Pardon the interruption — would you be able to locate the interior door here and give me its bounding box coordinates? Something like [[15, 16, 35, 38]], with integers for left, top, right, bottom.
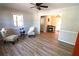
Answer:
[[40, 16, 46, 32]]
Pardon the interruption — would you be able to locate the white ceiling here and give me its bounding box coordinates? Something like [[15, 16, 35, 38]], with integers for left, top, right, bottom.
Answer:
[[0, 3, 79, 13]]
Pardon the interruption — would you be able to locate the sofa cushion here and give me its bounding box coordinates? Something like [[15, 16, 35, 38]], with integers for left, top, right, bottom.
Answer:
[[5, 35, 18, 41]]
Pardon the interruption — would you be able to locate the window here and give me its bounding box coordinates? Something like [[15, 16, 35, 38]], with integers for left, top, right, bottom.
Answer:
[[13, 15, 24, 27]]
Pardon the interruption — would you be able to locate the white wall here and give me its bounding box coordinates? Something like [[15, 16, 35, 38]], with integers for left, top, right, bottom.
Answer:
[[33, 13, 40, 34], [58, 6, 79, 45], [61, 6, 79, 32], [0, 7, 33, 33], [59, 30, 78, 45]]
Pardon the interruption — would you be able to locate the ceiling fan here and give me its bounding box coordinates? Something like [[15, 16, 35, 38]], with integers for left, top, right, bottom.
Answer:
[[30, 3, 48, 10]]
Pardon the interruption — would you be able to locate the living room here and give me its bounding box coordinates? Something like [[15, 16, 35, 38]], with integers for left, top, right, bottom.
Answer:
[[0, 3, 79, 56]]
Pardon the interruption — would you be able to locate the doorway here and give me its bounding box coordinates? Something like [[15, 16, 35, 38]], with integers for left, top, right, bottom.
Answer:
[[40, 15, 61, 33], [40, 16, 46, 33]]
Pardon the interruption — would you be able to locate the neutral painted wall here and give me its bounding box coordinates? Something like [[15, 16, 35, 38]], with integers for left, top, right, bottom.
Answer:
[[33, 13, 40, 34], [58, 6, 79, 45], [0, 7, 33, 34], [59, 30, 78, 45], [0, 10, 3, 29], [61, 6, 79, 32]]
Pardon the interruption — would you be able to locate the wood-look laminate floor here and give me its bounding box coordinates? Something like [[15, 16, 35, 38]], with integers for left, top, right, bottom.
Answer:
[[0, 32, 74, 56]]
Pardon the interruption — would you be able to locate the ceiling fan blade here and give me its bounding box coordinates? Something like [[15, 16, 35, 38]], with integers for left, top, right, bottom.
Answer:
[[30, 3, 36, 5], [40, 6, 48, 8], [37, 7, 41, 10], [36, 3, 43, 6], [30, 7, 35, 8]]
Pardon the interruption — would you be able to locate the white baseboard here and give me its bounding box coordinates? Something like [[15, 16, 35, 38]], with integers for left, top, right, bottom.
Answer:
[[59, 39, 75, 45]]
